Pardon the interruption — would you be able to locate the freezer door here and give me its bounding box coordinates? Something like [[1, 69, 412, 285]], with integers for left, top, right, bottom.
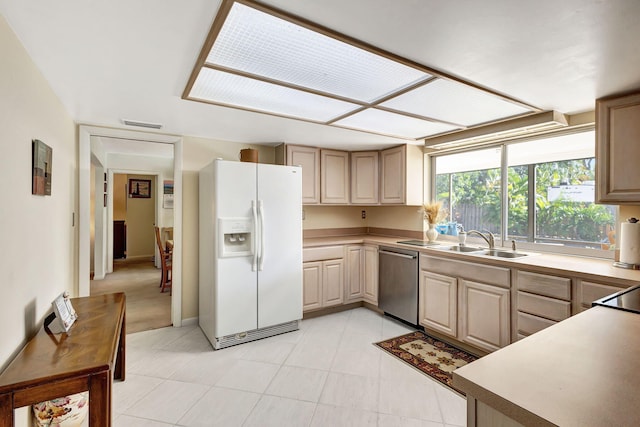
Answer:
[[256, 163, 303, 328], [214, 160, 258, 337]]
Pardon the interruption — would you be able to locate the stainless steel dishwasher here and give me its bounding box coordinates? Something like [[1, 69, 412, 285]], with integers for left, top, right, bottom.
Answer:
[[378, 246, 419, 326]]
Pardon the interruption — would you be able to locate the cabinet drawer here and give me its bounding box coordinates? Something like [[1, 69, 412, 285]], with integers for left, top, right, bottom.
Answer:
[[579, 280, 626, 307], [517, 291, 571, 321], [303, 246, 344, 262], [517, 311, 557, 336], [420, 255, 510, 288], [516, 270, 570, 300]]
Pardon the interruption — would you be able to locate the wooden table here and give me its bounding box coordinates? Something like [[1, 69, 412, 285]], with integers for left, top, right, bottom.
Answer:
[[0, 293, 126, 427]]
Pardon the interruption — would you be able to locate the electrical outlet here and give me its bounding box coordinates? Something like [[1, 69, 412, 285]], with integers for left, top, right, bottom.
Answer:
[[361, 210, 366, 219]]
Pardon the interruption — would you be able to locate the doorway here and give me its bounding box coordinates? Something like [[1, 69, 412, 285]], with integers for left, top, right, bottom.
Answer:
[[79, 125, 183, 328]]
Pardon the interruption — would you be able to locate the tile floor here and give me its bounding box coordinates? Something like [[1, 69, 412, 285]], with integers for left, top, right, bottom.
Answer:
[[114, 307, 466, 426]]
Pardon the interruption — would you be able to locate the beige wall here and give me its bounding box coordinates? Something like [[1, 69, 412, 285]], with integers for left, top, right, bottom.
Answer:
[[125, 174, 156, 259], [303, 206, 366, 229], [113, 173, 128, 220], [368, 205, 424, 232], [0, 15, 77, 377]]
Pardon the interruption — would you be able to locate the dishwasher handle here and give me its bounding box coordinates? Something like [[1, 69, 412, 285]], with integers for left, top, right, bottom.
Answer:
[[379, 249, 417, 259]]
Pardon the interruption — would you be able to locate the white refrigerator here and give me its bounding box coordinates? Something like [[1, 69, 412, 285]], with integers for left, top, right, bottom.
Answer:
[[199, 159, 303, 349]]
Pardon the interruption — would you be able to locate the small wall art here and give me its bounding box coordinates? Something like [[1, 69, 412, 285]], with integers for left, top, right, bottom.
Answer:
[[32, 139, 52, 196], [163, 180, 174, 209], [128, 178, 151, 198]]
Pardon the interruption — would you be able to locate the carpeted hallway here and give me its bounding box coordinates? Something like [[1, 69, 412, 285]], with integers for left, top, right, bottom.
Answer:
[[90, 259, 171, 334]]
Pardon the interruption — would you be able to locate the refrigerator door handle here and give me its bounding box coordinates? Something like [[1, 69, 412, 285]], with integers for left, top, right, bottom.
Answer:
[[258, 200, 265, 271], [251, 200, 258, 271]]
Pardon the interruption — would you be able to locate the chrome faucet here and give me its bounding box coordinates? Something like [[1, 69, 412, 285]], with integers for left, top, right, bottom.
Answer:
[[466, 230, 495, 249]]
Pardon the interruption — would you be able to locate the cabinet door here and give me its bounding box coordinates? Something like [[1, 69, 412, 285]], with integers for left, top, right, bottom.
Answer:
[[346, 246, 364, 302], [351, 151, 379, 204], [320, 149, 349, 204], [363, 245, 378, 305], [380, 145, 406, 204], [459, 279, 510, 352], [302, 262, 322, 311], [420, 271, 457, 337], [322, 259, 344, 307], [596, 91, 640, 203], [287, 145, 320, 204]]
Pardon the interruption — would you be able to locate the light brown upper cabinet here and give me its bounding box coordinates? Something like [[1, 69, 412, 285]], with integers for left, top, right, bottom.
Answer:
[[380, 145, 424, 205], [596, 90, 640, 203], [284, 145, 321, 204], [320, 149, 350, 204], [350, 151, 379, 204]]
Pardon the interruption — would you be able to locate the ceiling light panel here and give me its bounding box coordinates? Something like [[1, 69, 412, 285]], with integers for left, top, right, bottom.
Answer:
[[381, 79, 533, 126], [334, 109, 460, 140], [206, 2, 431, 102], [190, 68, 360, 122]]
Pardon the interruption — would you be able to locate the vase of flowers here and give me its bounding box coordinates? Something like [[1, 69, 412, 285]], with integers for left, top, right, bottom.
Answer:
[[422, 201, 446, 243]]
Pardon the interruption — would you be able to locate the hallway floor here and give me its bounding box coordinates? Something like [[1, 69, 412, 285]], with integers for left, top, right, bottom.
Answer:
[[91, 259, 171, 333], [113, 308, 466, 426]]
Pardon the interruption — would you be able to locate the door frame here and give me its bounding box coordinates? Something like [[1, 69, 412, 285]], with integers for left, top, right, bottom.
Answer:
[[79, 125, 184, 327]]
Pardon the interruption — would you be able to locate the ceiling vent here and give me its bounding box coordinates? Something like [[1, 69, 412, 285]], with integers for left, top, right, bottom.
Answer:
[[424, 111, 568, 150], [121, 119, 163, 129]]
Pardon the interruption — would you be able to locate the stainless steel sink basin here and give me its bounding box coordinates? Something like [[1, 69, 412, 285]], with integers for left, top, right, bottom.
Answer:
[[480, 249, 528, 258], [437, 245, 484, 253]]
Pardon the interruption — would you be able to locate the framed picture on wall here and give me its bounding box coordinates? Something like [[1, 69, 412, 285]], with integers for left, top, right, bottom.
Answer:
[[128, 178, 151, 198], [32, 139, 52, 196]]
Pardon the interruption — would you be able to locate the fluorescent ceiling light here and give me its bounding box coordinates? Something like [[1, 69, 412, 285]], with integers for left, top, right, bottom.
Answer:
[[183, 0, 540, 141], [334, 108, 459, 140], [381, 79, 532, 126], [191, 68, 360, 122], [209, 2, 431, 103], [424, 111, 569, 150]]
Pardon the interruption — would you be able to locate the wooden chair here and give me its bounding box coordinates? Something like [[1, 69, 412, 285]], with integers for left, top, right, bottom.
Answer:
[[154, 226, 172, 294]]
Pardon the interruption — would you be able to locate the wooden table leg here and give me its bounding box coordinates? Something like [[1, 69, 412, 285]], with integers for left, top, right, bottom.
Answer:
[[88, 371, 111, 427], [114, 310, 125, 381], [0, 393, 13, 427]]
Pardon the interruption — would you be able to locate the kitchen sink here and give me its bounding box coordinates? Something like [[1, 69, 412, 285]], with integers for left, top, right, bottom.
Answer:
[[437, 245, 484, 253], [479, 249, 528, 258]]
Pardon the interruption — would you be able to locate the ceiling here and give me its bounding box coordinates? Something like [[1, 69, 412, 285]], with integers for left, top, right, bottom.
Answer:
[[2, 0, 640, 151]]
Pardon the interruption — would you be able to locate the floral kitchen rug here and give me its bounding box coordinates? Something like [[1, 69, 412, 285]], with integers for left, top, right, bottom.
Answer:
[[374, 331, 478, 395]]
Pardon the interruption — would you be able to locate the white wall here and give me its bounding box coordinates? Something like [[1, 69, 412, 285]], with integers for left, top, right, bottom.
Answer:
[[0, 16, 77, 371]]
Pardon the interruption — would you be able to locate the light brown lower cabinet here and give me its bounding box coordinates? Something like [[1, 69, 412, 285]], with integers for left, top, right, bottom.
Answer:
[[346, 245, 379, 305], [363, 245, 378, 305], [302, 259, 344, 311], [419, 267, 510, 352], [419, 271, 457, 337], [458, 279, 511, 352]]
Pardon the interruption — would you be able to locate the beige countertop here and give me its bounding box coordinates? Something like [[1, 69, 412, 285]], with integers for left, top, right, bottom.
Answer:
[[303, 234, 640, 286], [453, 306, 640, 426]]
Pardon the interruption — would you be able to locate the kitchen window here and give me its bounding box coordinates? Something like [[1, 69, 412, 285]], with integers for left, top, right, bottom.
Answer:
[[432, 129, 618, 257]]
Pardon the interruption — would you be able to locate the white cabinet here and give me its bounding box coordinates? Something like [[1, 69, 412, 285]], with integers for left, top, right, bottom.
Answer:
[[320, 149, 350, 204], [380, 144, 423, 205], [596, 90, 640, 203], [363, 245, 378, 305], [419, 271, 457, 337], [351, 151, 379, 204], [346, 244, 379, 305], [458, 279, 510, 352]]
